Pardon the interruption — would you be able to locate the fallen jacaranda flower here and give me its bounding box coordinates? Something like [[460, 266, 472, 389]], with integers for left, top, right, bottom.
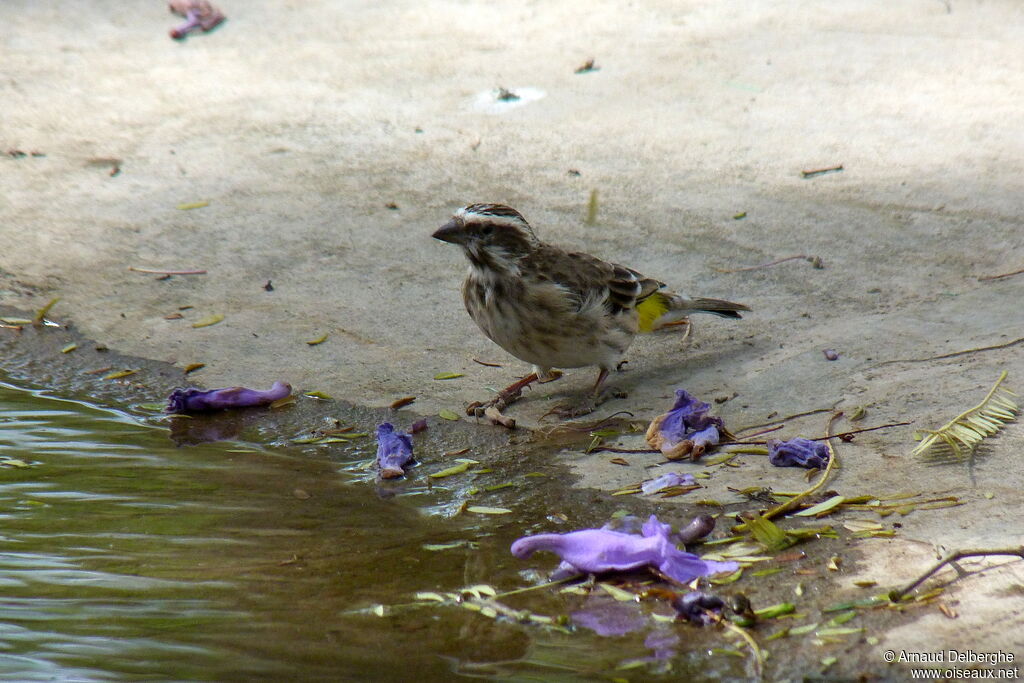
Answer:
[[169, 0, 226, 40], [767, 437, 830, 469], [641, 471, 696, 495], [511, 515, 738, 585], [166, 381, 291, 414], [645, 389, 725, 459], [375, 422, 415, 479], [672, 591, 725, 626]]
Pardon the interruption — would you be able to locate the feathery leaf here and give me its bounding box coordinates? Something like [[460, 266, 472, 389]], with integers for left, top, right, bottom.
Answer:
[[912, 371, 1018, 458]]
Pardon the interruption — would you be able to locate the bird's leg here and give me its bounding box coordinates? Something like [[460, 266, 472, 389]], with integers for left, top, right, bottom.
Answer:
[[547, 367, 628, 419], [466, 370, 562, 417]]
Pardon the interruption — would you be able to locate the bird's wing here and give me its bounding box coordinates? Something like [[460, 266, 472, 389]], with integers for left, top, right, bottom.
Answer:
[[523, 245, 663, 315]]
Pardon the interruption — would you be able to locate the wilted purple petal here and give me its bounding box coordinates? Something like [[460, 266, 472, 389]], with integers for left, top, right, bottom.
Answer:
[[646, 389, 725, 459], [511, 514, 738, 584], [641, 471, 696, 495], [571, 598, 647, 636], [676, 515, 716, 545], [767, 437, 830, 469], [169, 0, 225, 39], [376, 422, 415, 479], [165, 381, 291, 414], [410, 418, 428, 434], [672, 591, 725, 626]]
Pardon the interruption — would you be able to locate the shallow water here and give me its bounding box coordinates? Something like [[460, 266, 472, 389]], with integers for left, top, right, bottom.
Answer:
[[0, 381, 737, 681]]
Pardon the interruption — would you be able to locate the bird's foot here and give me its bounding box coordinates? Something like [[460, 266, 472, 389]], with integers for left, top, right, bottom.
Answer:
[[466, 372, 553, 420], [546, 388, 628, 420]]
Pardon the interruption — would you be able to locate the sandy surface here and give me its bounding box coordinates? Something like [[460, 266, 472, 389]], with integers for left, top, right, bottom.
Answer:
[[3, 0, 1023, 669]]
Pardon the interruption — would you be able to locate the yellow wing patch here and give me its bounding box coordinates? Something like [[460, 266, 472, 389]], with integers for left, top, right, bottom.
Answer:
[[636, 292, 670, 333]]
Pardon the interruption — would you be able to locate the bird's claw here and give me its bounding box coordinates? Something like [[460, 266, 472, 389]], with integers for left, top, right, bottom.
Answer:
[[546, 388, 628, 420]]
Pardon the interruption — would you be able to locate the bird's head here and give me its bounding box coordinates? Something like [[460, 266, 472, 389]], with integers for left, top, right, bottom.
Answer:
[[433, 204, 539, 269]]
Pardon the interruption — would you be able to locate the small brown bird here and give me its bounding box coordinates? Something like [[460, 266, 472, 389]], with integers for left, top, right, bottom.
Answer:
[[433, 204, 750, 418]]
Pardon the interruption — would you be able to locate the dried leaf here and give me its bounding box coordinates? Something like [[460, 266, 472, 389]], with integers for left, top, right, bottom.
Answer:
[[609, 457, 629, 466], [430, 461, 475, 478], [164, 312, 184, 320], [794, 495, 846, 517], [33, 297, 59, 325], [912, 370, 1018, 457], [597, 583, 637, 602], [304, 391, 333, 400], [1, 459, 30, 468], [465, 506, 512, 515], [184, 362, 205, 374], [843, 519, 884, 532], [390, 396, 416, 409], [191, 314, 224, 328], [269, 396, 296, 409], [433, 372, 465, 380], [306, 333, 329, 346], [176, 200, 209, 210], [61, 343, 77, 354], [103, 369, 138, 380]]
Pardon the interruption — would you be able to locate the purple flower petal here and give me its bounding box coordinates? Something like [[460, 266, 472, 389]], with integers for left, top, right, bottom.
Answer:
[[376, 422, 415, 479], [165, 381, 291, 414], [646, 389, 725, 459], [767, 437, 830, 469], [511, 515, 739, 584], [672, 591, 725, 626], [641, 471, 697, 495], [571, 599, 648, 636]]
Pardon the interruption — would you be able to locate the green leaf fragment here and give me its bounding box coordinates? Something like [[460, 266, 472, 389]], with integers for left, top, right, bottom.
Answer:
[[465, 506, 512, 515], [61, 343, 77, 354], [826, 610, 857, 626], [597, 583, 637, 602], [103, 369, 138, 380], [788, 622, 819, 636], [430, 461, 475, 478], [438, 409, 461, 421], [794, 494, 846, 517], [191, 314, 224, 328], [306, 333, 329, 346], [754, 602, 795, 619], [304, 391, 333, 400], [433, 372, 465, 380], [177, 200, 209, 210], [137, 402, 166, 412]]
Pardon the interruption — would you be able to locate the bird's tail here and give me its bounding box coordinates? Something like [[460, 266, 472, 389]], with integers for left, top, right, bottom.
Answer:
[[636, 292, 750, 332]]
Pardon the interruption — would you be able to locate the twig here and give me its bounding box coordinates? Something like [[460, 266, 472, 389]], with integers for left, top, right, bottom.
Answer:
[[979, 267, 1024, 282], [874, 336, 1024, 367], [728, 421, 911, 446], [591, 446, 658, 454], [721, 621, 764, 680], [713, 254, 821, 274], [801, 164, 843, 178], [472, 358, 503, 367], [733, 411, 841, 532], [493, 575, 579, 600], [735, 408, 833, 434], [128, 267, 207, 275], [888, 547, 1024, 601]]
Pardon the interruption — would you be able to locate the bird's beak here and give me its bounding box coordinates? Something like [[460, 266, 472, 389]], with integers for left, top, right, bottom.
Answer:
[[432, 219, 466, 245]]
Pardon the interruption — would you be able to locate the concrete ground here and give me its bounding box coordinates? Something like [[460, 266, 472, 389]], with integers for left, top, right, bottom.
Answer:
[[3, 0, 1023, 673]]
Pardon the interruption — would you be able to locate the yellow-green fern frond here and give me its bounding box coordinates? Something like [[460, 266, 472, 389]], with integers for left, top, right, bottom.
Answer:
[[636, 292, 670, 333], [912, 370, 1018, 458]]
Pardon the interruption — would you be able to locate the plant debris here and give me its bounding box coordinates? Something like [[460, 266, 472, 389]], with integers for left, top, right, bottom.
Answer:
[[169, 0, 226, 40], [512, 515, 739, 584], [166, 381, 292, 413], [911, 370, 1017, 457], [646, 389, 725, 459], [801, 164, 843, 178], [375, 422, 415, 479]]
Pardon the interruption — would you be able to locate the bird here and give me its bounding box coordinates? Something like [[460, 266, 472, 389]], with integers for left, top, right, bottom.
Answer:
[[432, 203, 750, 419]]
